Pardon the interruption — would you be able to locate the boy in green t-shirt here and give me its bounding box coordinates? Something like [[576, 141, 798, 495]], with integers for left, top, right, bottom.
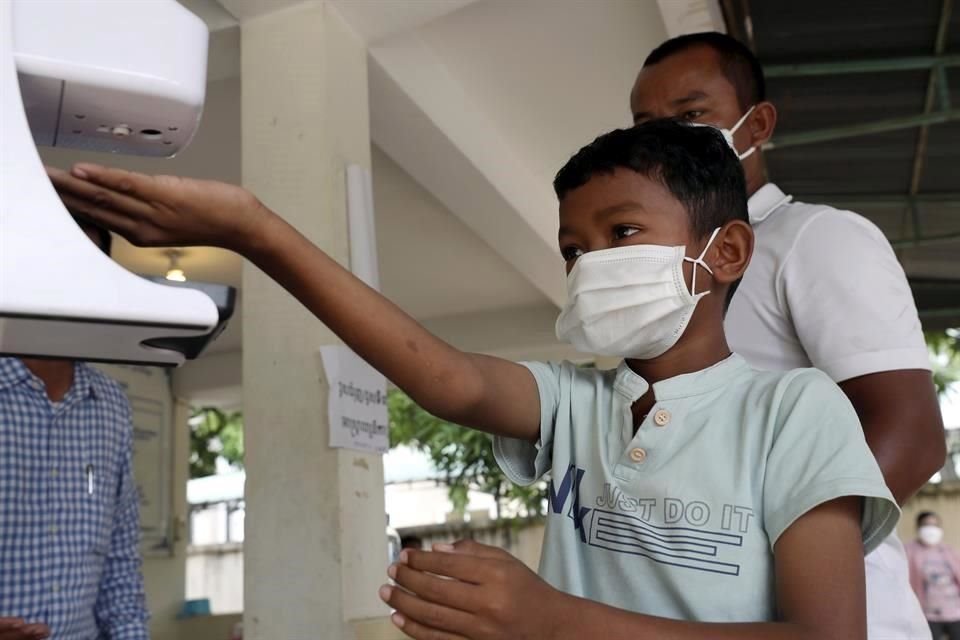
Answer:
[[50, 119, 896, 639]]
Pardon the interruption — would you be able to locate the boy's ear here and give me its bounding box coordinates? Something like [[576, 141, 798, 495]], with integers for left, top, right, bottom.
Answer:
[[710, 220, 753, 285]]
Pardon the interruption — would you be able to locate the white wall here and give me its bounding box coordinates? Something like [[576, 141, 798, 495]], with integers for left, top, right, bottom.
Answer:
[[186, 544, 244, 615], [385, 480, 497, 529]]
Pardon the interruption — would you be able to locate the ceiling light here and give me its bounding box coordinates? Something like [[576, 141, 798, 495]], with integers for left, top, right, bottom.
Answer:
[[165, 249, 187, 282]]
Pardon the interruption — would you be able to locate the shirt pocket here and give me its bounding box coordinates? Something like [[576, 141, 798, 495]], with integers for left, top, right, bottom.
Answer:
[[74, 458, 117, 556]]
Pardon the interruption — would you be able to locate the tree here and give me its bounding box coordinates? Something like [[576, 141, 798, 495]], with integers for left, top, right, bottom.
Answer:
[[928, 329, 960, 398], [189, 407, 245, 479], [925, 329, 960, 483], [388, 389, 546, 519]]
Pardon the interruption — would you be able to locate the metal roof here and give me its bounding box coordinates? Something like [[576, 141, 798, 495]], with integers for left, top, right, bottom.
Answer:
[[723, 0, 960, 330]]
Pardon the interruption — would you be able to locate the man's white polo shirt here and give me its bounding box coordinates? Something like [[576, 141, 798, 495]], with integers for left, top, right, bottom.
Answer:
[[726, 183, 932, 639]]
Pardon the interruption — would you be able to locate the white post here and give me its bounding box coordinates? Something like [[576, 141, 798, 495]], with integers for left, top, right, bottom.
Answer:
[[239, 3, 387, 638]]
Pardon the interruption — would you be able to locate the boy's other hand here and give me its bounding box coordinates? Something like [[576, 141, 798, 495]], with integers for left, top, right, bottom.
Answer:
[[380, 540, 569, 640], [0, 618, 50, 640], [46, 164, 269, 253]]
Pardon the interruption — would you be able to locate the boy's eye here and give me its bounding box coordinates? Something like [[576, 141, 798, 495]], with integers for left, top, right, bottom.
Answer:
[[561, 246, 583, 262], [614, 226, 640, 240], [682, 110, 705, 121]]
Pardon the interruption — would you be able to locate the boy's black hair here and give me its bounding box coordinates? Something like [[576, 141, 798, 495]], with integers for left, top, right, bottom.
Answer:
[[917, 511, 939, 527], [553, 119, 749, 306], [644, 32, 765, 112]]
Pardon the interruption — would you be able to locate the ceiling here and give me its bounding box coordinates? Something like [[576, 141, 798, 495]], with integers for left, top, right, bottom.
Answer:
[[724, 0, 960, 329], [413, 0, 667, 187], [372, 147, 547, 318]]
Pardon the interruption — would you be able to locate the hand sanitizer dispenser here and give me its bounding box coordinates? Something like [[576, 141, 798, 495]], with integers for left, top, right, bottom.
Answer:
[[1, 0, 235, 366]]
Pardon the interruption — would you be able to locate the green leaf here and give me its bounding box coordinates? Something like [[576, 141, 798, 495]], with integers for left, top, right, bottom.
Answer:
[[388, 388, 546, 517], [927, 329, 960, 398], [189, 407, 245, 479]]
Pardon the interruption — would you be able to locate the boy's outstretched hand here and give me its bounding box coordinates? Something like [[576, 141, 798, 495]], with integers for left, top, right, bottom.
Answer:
[[46, 164, 269, 252], [380, 540, 568, 640]]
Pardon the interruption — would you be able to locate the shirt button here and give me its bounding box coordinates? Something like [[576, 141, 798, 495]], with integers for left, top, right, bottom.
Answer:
[[49, 526, 58, 535], [51, 468, 58, 477], [52, 584, 60, 593], [653, 410, 671, 427], [629, 447, 647, 463]]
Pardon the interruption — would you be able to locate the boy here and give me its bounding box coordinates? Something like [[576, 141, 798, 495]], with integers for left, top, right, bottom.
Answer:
[[49, 120, 896, 638]]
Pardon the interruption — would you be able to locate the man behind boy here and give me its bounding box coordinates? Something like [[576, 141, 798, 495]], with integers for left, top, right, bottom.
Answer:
[[631, 32, 944, 638]]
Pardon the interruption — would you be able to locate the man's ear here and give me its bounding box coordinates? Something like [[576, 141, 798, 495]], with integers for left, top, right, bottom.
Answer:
[[748, 101, 777, 148], [710, 220, 753, 285]]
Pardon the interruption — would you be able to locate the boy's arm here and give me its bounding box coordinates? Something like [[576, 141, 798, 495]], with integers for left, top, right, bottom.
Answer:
[[382, 497, 866, 640], [245, 210, 540, 438], [47, 165, 541, 441]]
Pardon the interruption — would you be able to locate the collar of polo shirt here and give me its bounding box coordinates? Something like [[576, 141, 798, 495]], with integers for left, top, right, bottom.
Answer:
[[748, 183, 793, 225]]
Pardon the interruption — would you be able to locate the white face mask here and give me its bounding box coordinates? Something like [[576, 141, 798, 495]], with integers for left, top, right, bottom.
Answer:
[[556, 227, 721, 359], [919, 525, 944, 546], [690, 105, 757, 161]]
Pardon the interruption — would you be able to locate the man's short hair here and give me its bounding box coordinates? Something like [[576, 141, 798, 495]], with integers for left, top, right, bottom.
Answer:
[[917, 510, 939, 527], [553, 119, 749, 306], [644, 32, 765, 111]]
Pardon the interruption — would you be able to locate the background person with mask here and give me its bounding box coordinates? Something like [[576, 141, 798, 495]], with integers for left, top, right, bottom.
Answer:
[[907, 512, 960, 639], [629, 32, 945, 638]]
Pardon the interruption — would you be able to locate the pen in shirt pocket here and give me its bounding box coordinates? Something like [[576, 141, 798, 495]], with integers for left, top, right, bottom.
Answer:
[[85, 463, 94, 495]]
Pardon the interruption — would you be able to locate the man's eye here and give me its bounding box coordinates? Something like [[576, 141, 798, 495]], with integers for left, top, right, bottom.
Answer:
[[682, 110, 704, 121], [614, 226, 640, 240], [561, 246, 583, 262]]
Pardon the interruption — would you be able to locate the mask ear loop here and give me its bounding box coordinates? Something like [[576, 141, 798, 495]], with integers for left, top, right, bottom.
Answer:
[[684, 227, 722, 296], [729, 105, 757, 161], [729, 105, 756, 135]]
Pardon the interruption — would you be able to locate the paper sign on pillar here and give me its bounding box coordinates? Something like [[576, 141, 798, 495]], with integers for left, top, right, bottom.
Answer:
[[320, 165, 389, 454]]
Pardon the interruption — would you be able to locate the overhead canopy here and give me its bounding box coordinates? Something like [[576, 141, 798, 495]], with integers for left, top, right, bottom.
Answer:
[[723, 0, 960, 330]]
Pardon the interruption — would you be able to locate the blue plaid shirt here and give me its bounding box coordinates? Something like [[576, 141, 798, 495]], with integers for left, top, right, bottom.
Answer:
[[0, 358, 148, 639]]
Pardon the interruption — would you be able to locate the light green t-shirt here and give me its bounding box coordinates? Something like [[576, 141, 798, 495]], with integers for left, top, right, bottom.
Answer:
[[494, 354, 898, 622]]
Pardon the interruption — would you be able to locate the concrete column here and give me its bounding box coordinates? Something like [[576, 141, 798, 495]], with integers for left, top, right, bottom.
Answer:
[[239, 3, 387, 638]]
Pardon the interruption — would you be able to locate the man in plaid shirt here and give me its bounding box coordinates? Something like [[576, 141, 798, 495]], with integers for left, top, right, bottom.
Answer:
[[0, 219, 148, 640]]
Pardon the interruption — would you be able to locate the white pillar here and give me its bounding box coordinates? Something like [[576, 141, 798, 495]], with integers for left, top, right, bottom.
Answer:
[[239, 3, 387, 638]]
